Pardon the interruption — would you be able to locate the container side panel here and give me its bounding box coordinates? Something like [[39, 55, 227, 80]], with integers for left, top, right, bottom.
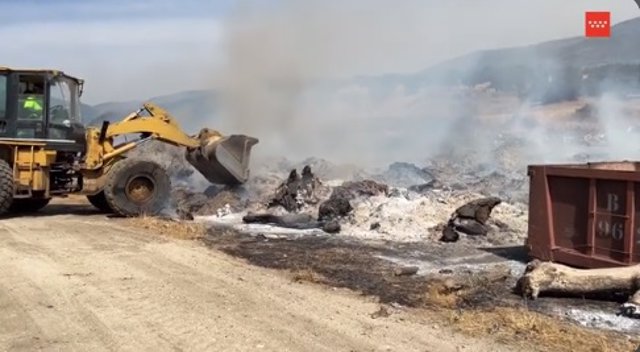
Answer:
[[548, 176, 590, 252], [526, 166, 554, 261], [593, 214, 626, 261], [593, 180, 627, 262], [634, 183, 640, 263], [595, 180, 627, 215]]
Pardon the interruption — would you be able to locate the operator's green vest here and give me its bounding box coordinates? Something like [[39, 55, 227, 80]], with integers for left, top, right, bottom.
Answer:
[[23, 96, 43, 111]]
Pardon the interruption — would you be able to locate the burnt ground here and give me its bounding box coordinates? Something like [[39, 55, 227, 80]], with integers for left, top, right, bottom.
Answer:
[[204, 231, 433, 307], [201, 229, 640, 335]]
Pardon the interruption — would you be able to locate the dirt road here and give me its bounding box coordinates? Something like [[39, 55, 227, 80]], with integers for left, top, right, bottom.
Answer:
[[0, 201, 510, 352]]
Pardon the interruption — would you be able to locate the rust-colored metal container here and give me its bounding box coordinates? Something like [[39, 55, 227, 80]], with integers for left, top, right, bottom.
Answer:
[[527, 161, 640, 268]]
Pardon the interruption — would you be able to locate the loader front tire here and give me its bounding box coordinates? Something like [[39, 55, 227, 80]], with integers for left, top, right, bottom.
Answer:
[[104, 158, 170, 217], [0, 159, 14, 216], [87, 191, 113, 213]]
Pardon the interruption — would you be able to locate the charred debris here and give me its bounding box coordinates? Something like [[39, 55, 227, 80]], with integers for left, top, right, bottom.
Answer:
[[155, 139, 640, 324]]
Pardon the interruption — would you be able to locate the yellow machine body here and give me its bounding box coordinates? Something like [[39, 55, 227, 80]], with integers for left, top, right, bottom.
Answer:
[[0, 67, 258, 216]]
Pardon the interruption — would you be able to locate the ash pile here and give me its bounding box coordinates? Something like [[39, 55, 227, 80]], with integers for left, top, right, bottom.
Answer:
[[133, 129, 531, 246], [180, 154, 528, 246]]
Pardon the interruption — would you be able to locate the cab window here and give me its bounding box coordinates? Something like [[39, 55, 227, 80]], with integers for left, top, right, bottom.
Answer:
[[17, 75, 45, 121], [48, 78, 80, 140], [0, 75, 6, 121], [49, 79, 72, 124]]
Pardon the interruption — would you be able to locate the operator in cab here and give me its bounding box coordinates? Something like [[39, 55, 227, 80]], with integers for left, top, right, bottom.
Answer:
[[20, 83, 44, 120]]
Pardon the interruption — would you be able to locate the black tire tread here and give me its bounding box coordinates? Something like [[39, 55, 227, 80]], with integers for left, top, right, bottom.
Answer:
[[103, 158, 170, 217], [0, 159, 14, 215], [87, 191, 112, 213], [104, 159, 136, 217]]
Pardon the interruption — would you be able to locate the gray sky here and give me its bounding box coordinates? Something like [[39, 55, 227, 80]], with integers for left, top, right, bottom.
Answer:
[[1, 0, 637, 104]]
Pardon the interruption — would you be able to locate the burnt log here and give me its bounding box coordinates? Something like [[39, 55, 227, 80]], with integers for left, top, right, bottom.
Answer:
[[268, 166, 324, 212], [440, 225, 459, 242], [517, 260, 640, 318], [242, 212, 340, 233], [454, 196, 502, 224], [268, 169, 302, 212], [318, 180, 387, 221], [451, 217, 488, 236], [439, 196, 501, 242], [318, 197, 352, 221]]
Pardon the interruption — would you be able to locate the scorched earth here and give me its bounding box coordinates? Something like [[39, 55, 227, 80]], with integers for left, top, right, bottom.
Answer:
[[0, 197, 512, 352]]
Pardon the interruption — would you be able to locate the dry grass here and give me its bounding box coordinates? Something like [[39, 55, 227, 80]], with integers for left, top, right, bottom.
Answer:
[[420, 284, 639, 352], [126, 216, 207, 240], [442, 307, 637, 352], [290, 269, 326, 284], [422, 279, 467, 309]]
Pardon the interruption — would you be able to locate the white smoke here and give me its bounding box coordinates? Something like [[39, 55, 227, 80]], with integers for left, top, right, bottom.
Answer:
[[211, 1, 640, 172]]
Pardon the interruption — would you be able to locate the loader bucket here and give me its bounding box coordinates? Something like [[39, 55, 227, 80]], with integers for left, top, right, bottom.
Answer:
[[185, 134, 259, 185]]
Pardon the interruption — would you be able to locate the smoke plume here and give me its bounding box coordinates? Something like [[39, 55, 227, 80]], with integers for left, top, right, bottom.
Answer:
[[212, 1, 640, 172]]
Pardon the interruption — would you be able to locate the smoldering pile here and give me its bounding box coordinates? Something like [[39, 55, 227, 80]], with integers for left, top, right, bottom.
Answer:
[[334, 185, 527, 244], [143, 121, 531, 245], [182, 157, 528, 246]]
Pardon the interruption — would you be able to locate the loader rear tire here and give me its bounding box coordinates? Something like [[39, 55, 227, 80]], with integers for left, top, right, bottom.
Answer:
[[9, 198, 50, 213], [87, 191, 113, 213], [104, 158, 170, 217], [0, 159, 14, 216]]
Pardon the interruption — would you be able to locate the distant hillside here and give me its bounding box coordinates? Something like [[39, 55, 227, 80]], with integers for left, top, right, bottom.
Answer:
[[359, 16, 640, 103], [83, 90, 217, 133], [82, 17, 640, 128]]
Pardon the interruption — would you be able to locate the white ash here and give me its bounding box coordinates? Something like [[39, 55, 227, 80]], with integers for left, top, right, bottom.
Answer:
[[338, 188, 528, 244], [196, 213, 325, 238], [376, 253, 527, 277], [216, 204, 233, 217], [367, 162, 435, 189], [555, 307, 640, 334], [202, 180, 529, 245]]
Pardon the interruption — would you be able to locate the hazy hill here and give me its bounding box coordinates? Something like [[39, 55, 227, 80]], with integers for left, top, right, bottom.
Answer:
[[83, 90, 217, 133], [357, 16, 640, 103], [83, 16, 640, 125]]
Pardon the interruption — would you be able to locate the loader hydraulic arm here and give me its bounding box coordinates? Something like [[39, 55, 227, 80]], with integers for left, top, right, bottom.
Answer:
[[106, 103, 227, 149], [85, 102, 222, 167], [84, 102, 258, 185], [105, 103, 218, 150]]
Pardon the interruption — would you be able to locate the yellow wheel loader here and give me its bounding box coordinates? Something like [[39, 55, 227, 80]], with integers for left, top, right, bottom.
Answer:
[[0, 67, 258, 216]]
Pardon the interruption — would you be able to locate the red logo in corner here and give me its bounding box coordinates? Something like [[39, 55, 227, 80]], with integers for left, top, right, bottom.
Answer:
[[585, 11, 610, 38]]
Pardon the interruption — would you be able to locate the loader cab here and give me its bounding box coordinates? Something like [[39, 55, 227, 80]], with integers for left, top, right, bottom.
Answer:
[[0, 67, 85, 147]]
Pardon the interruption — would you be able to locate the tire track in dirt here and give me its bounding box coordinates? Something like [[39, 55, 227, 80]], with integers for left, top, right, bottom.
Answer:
[[0, 217, 185, 352], [0, 280, 44, 350], [0, 216, 363, 351], [0, 251, 120, 351], [0, 204, 513, 352], [0, 218, 132, 351]]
